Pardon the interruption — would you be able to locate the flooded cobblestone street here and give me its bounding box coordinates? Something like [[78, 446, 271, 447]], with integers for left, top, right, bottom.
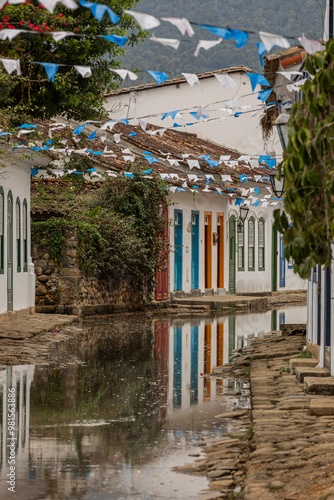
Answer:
[[0, 307, 306, 500]]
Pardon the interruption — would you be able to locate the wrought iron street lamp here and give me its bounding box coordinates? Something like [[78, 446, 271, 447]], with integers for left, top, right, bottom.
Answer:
[[237, 205, 249, 233], [269, 170, 285, 198]]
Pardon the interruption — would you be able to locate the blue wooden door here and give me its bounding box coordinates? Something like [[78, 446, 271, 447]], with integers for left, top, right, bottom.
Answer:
[[190, 326, 199, 405], [191, 211, 199, 289], [279, 234, 285, 288], [173, 327, 182, 408], [174, 210, 183, 291]]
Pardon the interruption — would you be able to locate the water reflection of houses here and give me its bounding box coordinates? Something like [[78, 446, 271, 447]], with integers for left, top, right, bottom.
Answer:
[[154, 307, 307, 416], [0, 365, 35, 496]]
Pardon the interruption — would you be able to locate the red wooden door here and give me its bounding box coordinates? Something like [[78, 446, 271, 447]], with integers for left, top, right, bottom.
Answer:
[[155, 205, 169, 300]]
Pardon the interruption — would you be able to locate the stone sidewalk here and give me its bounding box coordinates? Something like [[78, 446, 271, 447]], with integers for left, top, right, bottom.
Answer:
[[0, 313, 80, 368], [171, 290, 307, 313], [203, 332, 334, 500]]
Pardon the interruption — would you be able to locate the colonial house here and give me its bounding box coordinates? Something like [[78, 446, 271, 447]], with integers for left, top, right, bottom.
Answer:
[[264, 46, 334, 376], [78, 121, 306, 299], [104, 66, 282, 157], [0, 145, 51, 317], [30, 119, 306, 311]]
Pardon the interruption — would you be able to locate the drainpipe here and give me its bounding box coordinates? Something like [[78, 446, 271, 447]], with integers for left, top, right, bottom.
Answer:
[[330, 0, 334, 39]]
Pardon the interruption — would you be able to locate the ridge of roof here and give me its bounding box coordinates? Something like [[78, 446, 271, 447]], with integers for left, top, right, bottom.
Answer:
[[104, 65, 256, 97]]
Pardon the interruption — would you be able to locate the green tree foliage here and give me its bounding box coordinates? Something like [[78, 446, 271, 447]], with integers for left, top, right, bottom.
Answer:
[[0, 0, 145, 122], [274, 39, 334, 279], [120, 0, 326, 86]]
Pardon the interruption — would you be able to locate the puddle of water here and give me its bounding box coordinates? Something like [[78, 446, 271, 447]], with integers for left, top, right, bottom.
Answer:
[[0, 306, 306, 500]]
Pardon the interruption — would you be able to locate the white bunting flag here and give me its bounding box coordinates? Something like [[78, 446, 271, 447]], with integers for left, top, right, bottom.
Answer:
[[197, 104, 211, 118], [214, 73, 237, 88], [194, 39, 222, 57], [52, 31, 74, 41], [161, 17, 194, 37], [123, 156, 135, 162], [170, 174, 179, 179], [182, 181, 188, 188], [221, 175, 232, 182], [39, 0, 77, 14], [298, 37, 325, 55], [181, 73, 200, 87], [259, 31, 290, 52], [101, 121, 117, 131], [75, 66, 92, 78], [188, 174, 198, 182], [0, 29, 22, 41], [124, 10, 160, 30], [276, 71, 304, 81], [249, 160, 259, 169], [114, 134, 121, 144], [137, 116, 150, 131], [219, 155, 231, 162], [286, 78, 307, 92], [0, 58, 21, 75], [110, 68, 138, 80], [238, 156, 251, 163], [168, 159, 180, 166], [187, 159, 200, 169], [150, 34, 180, 50]]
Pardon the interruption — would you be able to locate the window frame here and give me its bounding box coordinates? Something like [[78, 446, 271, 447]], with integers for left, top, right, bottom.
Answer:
[[237, 221, 245, 271], [248, 216, 255, 271], [16, 197, 21, 273], [258, 218, 265, 271], [0, 187, 4, 274]]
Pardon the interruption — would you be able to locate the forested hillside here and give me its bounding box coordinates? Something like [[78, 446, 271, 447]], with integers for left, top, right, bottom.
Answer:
[[118, 0, 326, 86]]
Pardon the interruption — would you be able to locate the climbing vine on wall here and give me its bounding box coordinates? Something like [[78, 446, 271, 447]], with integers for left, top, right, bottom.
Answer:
[[274, 39, 334, 279], [31, 172, 170, 299]]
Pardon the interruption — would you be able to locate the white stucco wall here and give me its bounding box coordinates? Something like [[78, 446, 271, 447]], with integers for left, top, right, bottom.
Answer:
[[168, 190, 229, 294], [0, 164, 35, 314], [105, 71, 282, 157], [168, 191, 306, 296]]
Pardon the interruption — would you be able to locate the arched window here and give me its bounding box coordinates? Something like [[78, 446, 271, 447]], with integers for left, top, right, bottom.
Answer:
[[23, 199, 28, 272], [248, 217, 255, 271], [258, 218, 265, 271], [16, 198, 21, 272], [237, 221, 244, 271], [0, 187, 4, 274]]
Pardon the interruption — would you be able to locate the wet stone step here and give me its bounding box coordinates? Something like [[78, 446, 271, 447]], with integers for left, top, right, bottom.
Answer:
[[304, 377, 334, 395], [295, 366, 330, 383], [309, 399, 334, 416], [290, 358, 318, 374]]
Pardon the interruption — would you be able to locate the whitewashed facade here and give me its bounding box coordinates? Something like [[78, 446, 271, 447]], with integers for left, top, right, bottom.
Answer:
[[168, 190, 306, 296], [105, 67, 282, 157], [0, 162, 35, 314]]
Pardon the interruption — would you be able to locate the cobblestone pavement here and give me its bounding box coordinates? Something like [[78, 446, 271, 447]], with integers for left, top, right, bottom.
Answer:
[[0, 313, 80, 367], [185, 331, 334, 500]]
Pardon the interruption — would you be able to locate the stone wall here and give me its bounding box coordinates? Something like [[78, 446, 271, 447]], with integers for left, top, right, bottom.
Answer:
[[32, 225, 141, 315]]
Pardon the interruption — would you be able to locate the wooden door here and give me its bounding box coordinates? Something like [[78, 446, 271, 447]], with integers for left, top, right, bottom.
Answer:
[[204, 212, 212, 288], [191, 211, 199, 289], [217, 213, 224, 288], [229, 216, 236, 294], [174, 210, 183, 291], [155, 205, 169, 300]]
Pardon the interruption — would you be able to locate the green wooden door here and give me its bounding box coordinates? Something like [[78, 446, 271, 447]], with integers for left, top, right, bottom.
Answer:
[[7, 192, 13, 311], [229, 216, 236, 294], [271, 226, 278, 292]]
